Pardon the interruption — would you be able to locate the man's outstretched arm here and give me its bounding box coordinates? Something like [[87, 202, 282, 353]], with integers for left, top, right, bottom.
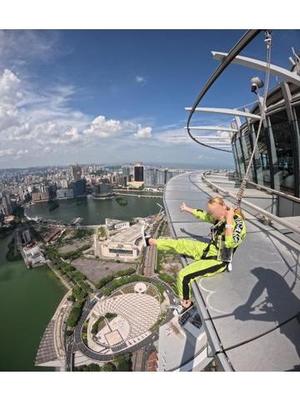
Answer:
[[180, 202, 215, 223]]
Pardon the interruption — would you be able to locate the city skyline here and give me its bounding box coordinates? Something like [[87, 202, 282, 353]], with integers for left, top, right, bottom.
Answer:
[[0, 160, 223, 171], [0, 162, 188, 216]]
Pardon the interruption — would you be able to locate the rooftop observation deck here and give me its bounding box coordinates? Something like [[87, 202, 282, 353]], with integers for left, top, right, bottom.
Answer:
[[163, 170, 300, 371]]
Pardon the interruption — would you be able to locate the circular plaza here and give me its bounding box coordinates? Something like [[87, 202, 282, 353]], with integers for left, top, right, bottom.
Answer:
[[82, 282, 164, 356]]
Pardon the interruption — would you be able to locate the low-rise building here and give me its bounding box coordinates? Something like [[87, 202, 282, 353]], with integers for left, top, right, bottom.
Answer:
[[105, 218, 130, 231], [32, 191, 49, 203], [22, 244, 46, 268], [94, 222, 144, 261], [56, 188, 74, 200]]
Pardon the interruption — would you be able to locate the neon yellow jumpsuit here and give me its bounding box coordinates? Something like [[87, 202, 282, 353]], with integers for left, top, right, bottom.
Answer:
[[156, 208, 247, 300]]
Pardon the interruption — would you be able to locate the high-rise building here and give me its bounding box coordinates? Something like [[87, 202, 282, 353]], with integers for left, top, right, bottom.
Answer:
[[0, 209, 5, 225], [122, 166, 131, 178], [144, 167, 157, 187], [72, 164, 82, 181], [1, 191, 13, 215], [71, 179, 86, 197], [134, 163, 144, 182], [47, 184, 57, 200], [156, 169, 165, 186], [92, 182, 113, 199], [158, 309, 207, 371], [165, 170, 173, 184]]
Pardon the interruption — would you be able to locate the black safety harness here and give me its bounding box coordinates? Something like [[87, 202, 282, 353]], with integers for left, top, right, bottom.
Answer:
[[200, 214, 238, 263]]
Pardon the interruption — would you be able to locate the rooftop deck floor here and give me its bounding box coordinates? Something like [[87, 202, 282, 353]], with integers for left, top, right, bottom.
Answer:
[[163, 171, 300, 371]]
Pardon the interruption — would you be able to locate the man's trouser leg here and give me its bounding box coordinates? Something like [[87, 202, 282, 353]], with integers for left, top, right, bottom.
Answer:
[[177, 259, 227, 300], [156, 237, 208, 260]]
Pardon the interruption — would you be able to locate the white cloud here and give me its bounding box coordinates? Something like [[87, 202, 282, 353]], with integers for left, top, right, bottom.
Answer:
[[0, 66, 232, 168], [157, 128, 188, 144], [15, 149, 29, 158], [0, 68, 153, 165], [0, 69, 22, 132], [0, 69, 22, 102], [0, 30, 60, 70], [135, 75, 146, 85], [0, 148, 14, 157], [134, 126, 152, 139], [0, 148, 28, 158], [156, 127, 232, 148], [84, 115, 123, 138], [216, 130, 232, 139], [83, 115, 152, 140]]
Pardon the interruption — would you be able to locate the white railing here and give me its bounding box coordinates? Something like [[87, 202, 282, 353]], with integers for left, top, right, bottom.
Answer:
[[200, 172, 300, 237]]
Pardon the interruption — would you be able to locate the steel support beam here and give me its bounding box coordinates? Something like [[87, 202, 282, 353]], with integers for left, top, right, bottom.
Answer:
[[212, 52, 300, 86], [186, 126, 238, 132], [185, 107, 261, 120]]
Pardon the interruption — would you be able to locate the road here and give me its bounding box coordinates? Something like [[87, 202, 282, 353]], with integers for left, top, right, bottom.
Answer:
[[143, 216, 165, 277]]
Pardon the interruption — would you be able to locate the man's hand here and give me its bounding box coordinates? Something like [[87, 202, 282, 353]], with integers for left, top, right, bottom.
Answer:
[[225, 207, 235, 240], [180, 202, 188, 212], [180, 202, 196, 215], [225, 207, 235, 222]]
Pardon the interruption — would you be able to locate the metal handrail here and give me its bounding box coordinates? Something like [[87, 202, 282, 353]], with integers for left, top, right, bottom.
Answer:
[[201, 173, 300, 237], [203, 170, 300, 204], [186, 30, 261, 153], [246, 180, 300, 204]]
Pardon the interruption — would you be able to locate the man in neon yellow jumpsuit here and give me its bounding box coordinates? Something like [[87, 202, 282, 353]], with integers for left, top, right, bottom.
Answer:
[[146, 196, 247, 311]]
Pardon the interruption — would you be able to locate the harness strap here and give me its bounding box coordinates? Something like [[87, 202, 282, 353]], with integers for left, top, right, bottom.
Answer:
[[201, 242, 213, 259], [201, 240, 238, 261], [202, 255, 218, 260]]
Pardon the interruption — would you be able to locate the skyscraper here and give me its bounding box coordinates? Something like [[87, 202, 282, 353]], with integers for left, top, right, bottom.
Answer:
[[71, 179, 86, 197], [72, 165, 82, 181], [144, 167, 156, 187], [1, 191, 12, 215], [134, 163, 144, 182]]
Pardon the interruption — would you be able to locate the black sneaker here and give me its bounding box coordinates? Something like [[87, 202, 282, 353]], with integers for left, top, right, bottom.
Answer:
[[141, 223, 151, 247], [145, 236, 151, 246], [176, 302, 194, 316]]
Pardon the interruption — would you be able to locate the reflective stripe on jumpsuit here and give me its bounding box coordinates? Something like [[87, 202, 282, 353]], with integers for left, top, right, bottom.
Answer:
[[156, 237, 226, 300]]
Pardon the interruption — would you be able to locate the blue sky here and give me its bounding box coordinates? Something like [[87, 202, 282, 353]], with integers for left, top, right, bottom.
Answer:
[[0, 29, 299, 169]]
